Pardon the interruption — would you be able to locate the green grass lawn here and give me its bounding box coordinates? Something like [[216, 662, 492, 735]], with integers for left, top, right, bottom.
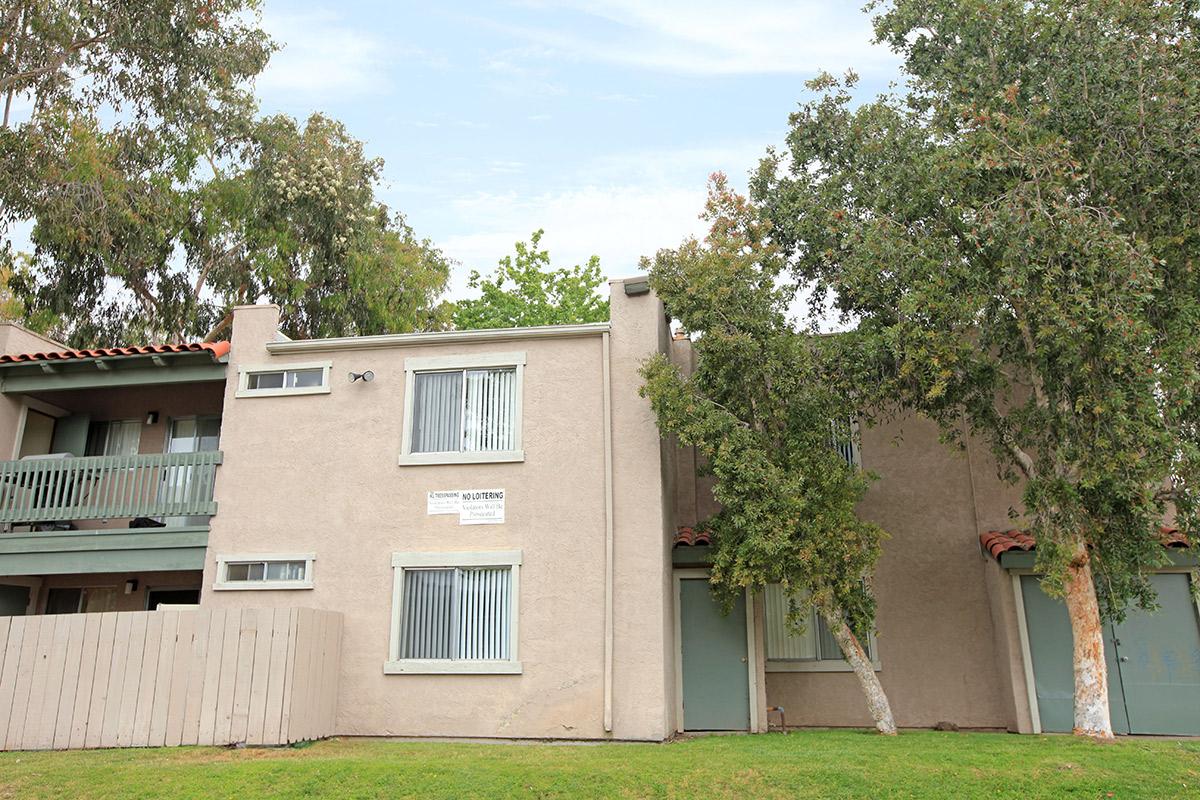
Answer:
[[0, 730, 1197, 799]]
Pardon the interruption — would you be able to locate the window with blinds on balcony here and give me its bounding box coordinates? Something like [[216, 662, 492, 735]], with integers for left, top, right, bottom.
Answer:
[[411, 368, 517, 454]]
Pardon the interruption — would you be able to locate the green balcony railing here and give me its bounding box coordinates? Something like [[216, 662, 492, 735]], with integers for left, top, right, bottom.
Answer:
[[0, 451, 223, 525]]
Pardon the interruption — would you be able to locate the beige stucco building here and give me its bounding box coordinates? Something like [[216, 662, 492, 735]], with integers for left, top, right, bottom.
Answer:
[[0, 277, 1195, 744]]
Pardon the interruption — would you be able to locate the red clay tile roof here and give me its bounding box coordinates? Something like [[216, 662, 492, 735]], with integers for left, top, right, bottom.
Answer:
[[981, 528, 1190, 560], [674, 527, 711, 547], [980, 529, 1037, 559], [0, 341, 230, 364]]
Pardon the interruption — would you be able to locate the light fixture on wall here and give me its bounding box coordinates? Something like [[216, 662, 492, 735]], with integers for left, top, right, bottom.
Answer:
[[349, 370, 375, 383], [145, 411, 159, 425], [124, 579, 138, 595]]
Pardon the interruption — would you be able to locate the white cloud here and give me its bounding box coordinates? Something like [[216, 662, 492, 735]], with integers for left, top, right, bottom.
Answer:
[[490, 0, 897, 76], [483, 47, 568, 96], [417, 140, 769, 298], [258, 10, 399, 97], [578, 140, 771, 186]]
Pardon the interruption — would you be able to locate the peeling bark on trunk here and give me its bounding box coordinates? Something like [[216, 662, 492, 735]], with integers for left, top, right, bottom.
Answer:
[[1062, 539, 1114, 739], [820, 607, 897, 735]]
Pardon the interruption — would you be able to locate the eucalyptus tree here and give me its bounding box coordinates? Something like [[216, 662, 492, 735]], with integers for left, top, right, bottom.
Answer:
[[1, 2, 449, 345], [640, 176, 896, 734], [753, 0, 1200, 737]]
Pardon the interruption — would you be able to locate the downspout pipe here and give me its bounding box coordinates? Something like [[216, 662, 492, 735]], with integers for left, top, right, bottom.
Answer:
[[602, 331, 614, 733]]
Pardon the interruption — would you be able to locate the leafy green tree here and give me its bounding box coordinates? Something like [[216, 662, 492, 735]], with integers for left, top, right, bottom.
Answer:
[[640, 176, 897, 734], [452, 229, 608, 330], [753, 1, 1200, 738], [2, 3, 449, 345]]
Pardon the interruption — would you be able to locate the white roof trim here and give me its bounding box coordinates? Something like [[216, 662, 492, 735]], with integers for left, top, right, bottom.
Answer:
[[265, 322, 611, 354]]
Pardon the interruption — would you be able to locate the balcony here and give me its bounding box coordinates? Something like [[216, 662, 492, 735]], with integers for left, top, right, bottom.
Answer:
[[0, 451, 223, 525]]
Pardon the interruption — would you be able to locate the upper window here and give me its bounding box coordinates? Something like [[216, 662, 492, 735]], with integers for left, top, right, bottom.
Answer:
[[764, 583, 878, 672], [829, 418, 860, 469], [399, 353, 525, 465], [213, 554, 315, 590], [236, 362, 331, 398], [386, 550, 522, 674]]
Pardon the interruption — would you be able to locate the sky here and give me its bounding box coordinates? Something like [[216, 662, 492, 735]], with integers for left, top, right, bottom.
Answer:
[[252, 1, 904, 298]]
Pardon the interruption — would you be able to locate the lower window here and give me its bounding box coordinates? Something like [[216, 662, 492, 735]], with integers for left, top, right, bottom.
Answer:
[[386, 550, 521, 674], [44, 586, 119, 614], [764, 583, 879, 672], [213, 554, 315, 590]]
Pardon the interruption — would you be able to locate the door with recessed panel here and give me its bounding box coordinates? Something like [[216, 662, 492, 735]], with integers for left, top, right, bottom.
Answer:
[[679, 577, 750, 731]]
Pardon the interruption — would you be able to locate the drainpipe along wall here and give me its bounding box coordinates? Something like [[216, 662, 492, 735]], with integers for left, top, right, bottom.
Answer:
[[602, 330, 614, 733]]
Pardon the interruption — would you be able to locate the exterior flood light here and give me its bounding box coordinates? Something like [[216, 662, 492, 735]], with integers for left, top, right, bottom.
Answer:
[[349, 370, 375, 383]]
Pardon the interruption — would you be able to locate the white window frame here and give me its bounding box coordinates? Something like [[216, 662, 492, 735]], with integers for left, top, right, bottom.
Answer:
[[398, 352, 526, 466], [385, 549, 522, 674], [763, 584, 881, 673], [235, 362, 332, 398], [213, 553, 316, 590]]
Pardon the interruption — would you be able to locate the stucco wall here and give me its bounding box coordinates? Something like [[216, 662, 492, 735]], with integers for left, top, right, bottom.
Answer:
[[607, 280, 676, 739], [0, 323, 65, 356], [0, 323, 64, 463], [760, 414, 1014, 729], [202, 285, 674, 741]]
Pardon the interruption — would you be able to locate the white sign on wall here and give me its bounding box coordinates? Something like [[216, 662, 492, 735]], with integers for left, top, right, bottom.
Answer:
[[458, 489, 505, 525], [426, 490, 461, 516]]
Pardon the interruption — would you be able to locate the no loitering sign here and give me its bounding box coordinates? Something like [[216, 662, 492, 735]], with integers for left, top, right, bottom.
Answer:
[[458, 489, 505, 525], [427, 488, 506, 525]]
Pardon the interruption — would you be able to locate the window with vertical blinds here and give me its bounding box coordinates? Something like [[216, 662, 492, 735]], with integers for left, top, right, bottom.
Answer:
[[764, 583, 875, 663], [829, 418, 860, 469], [398, 566, 513, 661], [387, 551, 521, 674], [411, 368, 517, 454]]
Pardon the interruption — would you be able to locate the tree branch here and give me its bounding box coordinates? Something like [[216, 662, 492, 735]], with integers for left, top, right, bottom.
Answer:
[[203, 310, 233, 342], [0, 29, 110, 94], [1004, 434, 1036, 480], [0, 3, 26, 58]]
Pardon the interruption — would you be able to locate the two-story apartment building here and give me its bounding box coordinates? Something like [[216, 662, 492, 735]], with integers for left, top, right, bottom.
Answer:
[[0, 277, 1195, 744]]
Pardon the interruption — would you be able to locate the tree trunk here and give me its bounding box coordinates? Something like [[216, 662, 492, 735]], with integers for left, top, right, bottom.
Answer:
[[820, 607, 897, 735], [1061, 539, 1114, 739]]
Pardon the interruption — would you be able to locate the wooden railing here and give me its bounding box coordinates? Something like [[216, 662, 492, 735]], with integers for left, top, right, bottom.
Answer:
[[0, 451, 223, 524]]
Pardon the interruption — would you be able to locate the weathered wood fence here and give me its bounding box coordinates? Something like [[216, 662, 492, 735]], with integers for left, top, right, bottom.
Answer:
[[0, 607, 342, 751]]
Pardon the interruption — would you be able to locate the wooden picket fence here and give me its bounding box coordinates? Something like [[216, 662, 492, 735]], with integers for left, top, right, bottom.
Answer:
[[0, 607, 342, 751]]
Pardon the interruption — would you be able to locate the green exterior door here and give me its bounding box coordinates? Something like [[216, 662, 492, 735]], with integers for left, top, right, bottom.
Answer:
[[1020, 575, 1129, 734], [1110, 573, 1200, 735], [0, 584, 29, 616], [1020, 573, 1200, 735], [679, 578, 750, 731]]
